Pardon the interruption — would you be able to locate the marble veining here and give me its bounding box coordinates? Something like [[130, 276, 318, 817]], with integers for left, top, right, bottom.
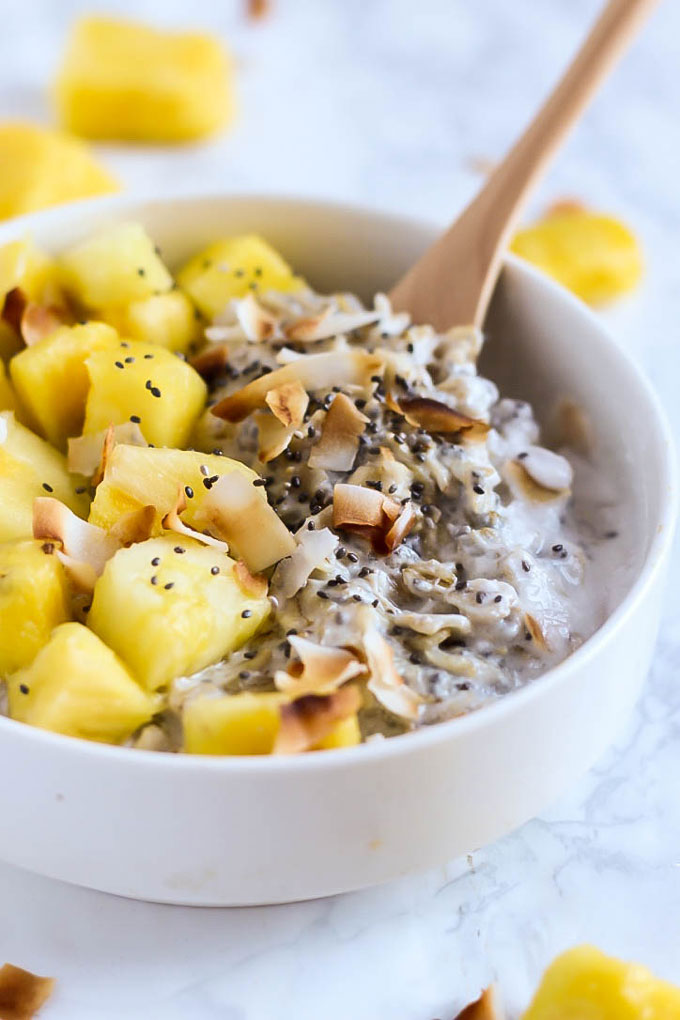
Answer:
[[0, 0, 678, 1016]]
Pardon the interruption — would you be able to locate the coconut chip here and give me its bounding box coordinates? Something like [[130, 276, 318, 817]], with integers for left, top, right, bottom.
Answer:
[[20, 302, 63, 346], [189, 344, 230, 380], [363, 627, 423, 722], [234, 292, 279, 342], [33, 497, 121, 591], [518, 445, 573, 492], [254, 412, 297, 463], [285, 307, 380, 343], [504, 459, 569, 504], [389, 393, 490, 441], [454, 986, 503, 1020], [68, 422, 147, 479], [211, 350, 383, 423], [271, 525, 338, 599], [265, 379, 308, 427], [2, 287, 26, 334], [233, 559, 268, 599], [274, 685, 361, 754], [110, 504, 156, 546], [332, 483, 415, 553], [197, 472, 296, 572], [274, 636, 366, 696], [524, 612, 549, 651], [308, 392, 369, 471], [0, 962, 55, 1020], [161, 488, 231, 554]]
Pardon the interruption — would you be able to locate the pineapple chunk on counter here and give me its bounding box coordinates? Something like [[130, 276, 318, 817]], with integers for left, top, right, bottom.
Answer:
[[7, 623, 155, 743], [59, 222, 173, 308], [522, 945, 680, 1019], [177, 235, 305, 319], [89, 445, 261, 532], [88, 536, 271, 692], [83, 339, 206, 448], [0, 540, 71, 676], [10, 321, 119, 449], [183, 691, 362, 755], [0, 122, 117, 223], [0, 411, 87, 542], [55, 16, 233, 143], [103, 290, 200, 354]]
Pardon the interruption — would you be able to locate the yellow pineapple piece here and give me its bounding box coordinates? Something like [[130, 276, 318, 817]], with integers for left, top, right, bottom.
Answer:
[[0, 540, 71, 676], [103, 290, 200, 354], [177, 235, 305, 319], [511, 207, 643, 305], [10, 321, 119, 448], [88, 444, 260, 533], [0, 411, 87, 542], [522, 946, 680, 1020], [83, 339, 207, 448], [0, 122, 117, 223], [55, 16, 233, 143], [88, 535, 270, 692], [59, 222, 173, 308], [0, 362, 17, 412], [315, 713, 361, 750], [7, 622, 155, 743]]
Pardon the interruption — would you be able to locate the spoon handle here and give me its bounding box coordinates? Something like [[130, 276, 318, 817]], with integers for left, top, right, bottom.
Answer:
[[389, 0, 659, 331]]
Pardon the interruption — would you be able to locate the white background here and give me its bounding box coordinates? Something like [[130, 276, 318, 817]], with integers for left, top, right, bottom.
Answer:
[[0, 1, 679, 1017]]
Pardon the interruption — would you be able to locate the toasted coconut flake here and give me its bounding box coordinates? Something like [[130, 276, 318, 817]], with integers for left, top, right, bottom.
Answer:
[[68, 422, 147, 478], [20, 302, 63, 346], [285, 307, 379, 343], [504, 460, 569, 504], [161, 487, 231, 554], [33, 497, 120, 577], [384, 502, 416, 551], [265, 379, 308, 428], [392, 394, 490, 440], [332, 483, 412, 553], [55, 550, 98, 594], [254, 412, 296, 463], [0, 962, 55, 1020], [189, 344, 230, 380], [308, 392, 369, 471], [197, 472, 296, 572], [110, 504, 156, 546], [520, 445, 573, 492], [2, 287, 26, 334], [454, 986, 502, 1020], [234, 292, 278, 342], [211, 351, 383, 423], [524, 612, 549, 651], [363, 628, 423, 721], [233, 559, 268, 599], [274, 685, 361, 754], [272, 526, 338, 599], [275, 637, 366, 696]]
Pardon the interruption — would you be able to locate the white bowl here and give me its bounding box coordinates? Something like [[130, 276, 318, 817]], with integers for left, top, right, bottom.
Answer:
[[0, 194, 675, 906]]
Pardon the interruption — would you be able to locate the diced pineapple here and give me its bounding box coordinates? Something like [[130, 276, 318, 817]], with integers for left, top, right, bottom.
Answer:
[[0, 540, 71, 676], [88, 535, 271, 692], [521, 945, 680, 1020], [103, 290, 200, 353], [7, 622, 155, 743], [0, 238, 63, 361], [177, 235, 305, 319], [0, 362, 16, 412], [511, 207, 643, 305], [83, 339, 206, 448], [59, 223, 173, 308], [10, 321, 119, 449], [0, 411, 87, 542], [183, 691, 362, 755], [88, 444, 261, 533], [0, 122, 117, 223], [55, 16, 233, 143]]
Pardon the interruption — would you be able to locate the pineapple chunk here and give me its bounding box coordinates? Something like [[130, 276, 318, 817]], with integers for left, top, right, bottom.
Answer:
[[511, 207, 643, 305], [177, 235, 305, 319], [0, 411, 87, 542], [0, 540, 71, 676], [103, 290, 200, 354], [59, 223, 173, 308], [55, 16, 233, 143], [522, 945, 680, 1019], [7, 622, 155, 743], [0, 122, 117, 223], [183, 691, 361, 755], [10, 321, 119, 449], [0, 238, 62, 361], [83, 340, 207, 448], [88, 536, 271, 692], [89, 444, 260, 533], [0, 362, 16, 412]]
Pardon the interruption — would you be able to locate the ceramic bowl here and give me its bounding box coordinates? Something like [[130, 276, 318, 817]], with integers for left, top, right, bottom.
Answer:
[[0, 194, 675, 905]]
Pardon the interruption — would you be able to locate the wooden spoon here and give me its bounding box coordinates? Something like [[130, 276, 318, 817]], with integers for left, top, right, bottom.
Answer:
[[389, 0, 658, 331]]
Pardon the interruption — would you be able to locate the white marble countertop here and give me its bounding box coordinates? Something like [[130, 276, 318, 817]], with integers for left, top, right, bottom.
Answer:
[[1, 1, 679, 1016]]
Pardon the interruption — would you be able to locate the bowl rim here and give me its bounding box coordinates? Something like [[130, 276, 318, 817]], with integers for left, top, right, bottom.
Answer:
[[0, 191, 676, 773]]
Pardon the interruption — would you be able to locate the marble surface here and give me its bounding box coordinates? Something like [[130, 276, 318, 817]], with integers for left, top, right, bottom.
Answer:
[[1, 0, 679, 1016]]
